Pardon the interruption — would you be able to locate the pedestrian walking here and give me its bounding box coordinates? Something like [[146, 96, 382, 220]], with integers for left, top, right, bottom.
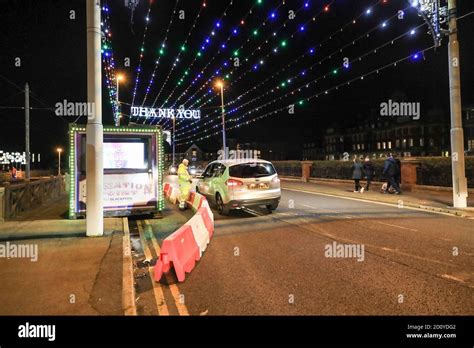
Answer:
[[177, 158, 193, 210], [362, 157, 375, 191], [382, 154, 401, 194], [351, 158, 364, 192]]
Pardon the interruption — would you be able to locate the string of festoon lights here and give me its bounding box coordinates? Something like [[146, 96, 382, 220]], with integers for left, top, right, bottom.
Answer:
[[175, 22, 429, 144], [176, 43, 435, 146], [173, 0, 337, 119], [149, 0, 237, 114], [166, 0, 293, 114], [101, 1, 119, 126], [162, 0, 328, 131], [142, 0, 211, 110], [158, 0, 264, 113], [130, 0, 153, 109], [140, 0, 181, 107], [177, 23, 427, 142], [187, 0, 382, 111], [176, 0, 406, 136], [155, 0, 266, 113]]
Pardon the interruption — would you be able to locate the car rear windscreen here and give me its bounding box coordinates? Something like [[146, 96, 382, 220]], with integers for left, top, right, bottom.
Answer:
[[229, 163, 276, 178]]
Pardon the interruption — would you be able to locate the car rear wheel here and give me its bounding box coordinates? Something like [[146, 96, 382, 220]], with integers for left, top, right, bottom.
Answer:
[[216, 193, 229, 215], [266, 201, 279, 212]]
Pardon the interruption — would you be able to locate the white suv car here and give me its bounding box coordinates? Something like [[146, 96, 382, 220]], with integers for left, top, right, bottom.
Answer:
[[196, 159, 281, 215]]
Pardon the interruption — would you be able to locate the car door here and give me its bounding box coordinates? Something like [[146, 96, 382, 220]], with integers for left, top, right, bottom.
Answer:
[[198, 163, 215, 198], [209, 163, 227, 202]]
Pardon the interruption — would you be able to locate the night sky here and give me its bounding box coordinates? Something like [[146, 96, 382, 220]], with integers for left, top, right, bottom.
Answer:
[[1, 0, 473, 166]]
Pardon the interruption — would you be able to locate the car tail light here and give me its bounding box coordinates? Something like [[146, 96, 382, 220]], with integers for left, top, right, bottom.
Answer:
[[272, 176, 280, 183], [226, 179, 243, 187]]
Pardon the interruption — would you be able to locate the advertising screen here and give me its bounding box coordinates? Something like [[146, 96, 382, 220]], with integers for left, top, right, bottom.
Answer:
[[103, 142, 146, 169]]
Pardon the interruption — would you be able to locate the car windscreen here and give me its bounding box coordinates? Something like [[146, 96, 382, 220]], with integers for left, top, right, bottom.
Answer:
[[229, 163, 276, 178]]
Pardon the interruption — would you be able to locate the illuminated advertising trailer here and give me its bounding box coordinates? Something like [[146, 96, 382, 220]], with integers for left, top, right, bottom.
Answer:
[[68, 125, 164, 219]]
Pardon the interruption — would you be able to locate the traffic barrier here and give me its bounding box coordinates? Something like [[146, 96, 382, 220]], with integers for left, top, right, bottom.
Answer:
[[163, 182, 171, 196], [154, 224, 201, 283], [185, 214, 210, 257], [197, 204, 214, 239], [156, 184, 215, 282]]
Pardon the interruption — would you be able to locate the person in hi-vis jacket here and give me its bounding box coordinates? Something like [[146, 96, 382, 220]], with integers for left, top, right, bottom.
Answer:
[[178, 159, 192, 210]]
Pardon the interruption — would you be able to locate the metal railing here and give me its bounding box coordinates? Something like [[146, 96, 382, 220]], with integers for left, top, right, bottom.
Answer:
[[1, 176, 65, 220]]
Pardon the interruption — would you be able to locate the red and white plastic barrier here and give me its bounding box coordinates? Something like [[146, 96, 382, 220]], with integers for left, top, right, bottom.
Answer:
[[155, 185, 214, 282]]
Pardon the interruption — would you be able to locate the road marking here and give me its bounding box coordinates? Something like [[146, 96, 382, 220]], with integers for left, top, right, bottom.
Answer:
[[122, 217, 137, 316], [281, 214, 461, 270], [283, 187, 460, 218], [137, 221, 170, 316], [372, 221, 418, 232], [145, 220, 190, 316], [301, 204, 419, 232]]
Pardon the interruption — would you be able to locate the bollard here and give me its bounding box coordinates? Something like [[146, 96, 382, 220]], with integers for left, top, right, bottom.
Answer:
[[301, 161, 313, 182], [400, 159, 421, 192]]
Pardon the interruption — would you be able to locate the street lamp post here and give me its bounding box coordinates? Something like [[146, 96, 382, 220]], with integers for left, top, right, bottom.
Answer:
[[216, 81, 227, 160], [447, 0, 468, 208], [57, 148, 62, 176], [86, 0, 104, 237]]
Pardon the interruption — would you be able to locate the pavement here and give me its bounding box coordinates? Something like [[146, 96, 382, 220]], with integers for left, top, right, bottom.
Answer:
[[0, 216, 124, 315]]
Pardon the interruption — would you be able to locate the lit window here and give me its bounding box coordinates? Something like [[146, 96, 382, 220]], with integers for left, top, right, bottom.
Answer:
[[468, 139, 474, 151], [388, 141, 392, 149], [377, 142, 381, 150]]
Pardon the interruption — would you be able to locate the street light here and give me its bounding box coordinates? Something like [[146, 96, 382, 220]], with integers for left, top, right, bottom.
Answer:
[[57, 148, 62, 176], [116, 74, 124, 126], [215, 80, 227, 160]]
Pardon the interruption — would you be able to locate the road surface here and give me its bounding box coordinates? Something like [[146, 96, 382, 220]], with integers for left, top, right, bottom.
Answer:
[[158, 177, 473, 315]]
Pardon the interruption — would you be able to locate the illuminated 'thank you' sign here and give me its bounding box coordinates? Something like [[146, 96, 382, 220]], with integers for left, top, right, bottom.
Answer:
[[131, 107, 201, 120]]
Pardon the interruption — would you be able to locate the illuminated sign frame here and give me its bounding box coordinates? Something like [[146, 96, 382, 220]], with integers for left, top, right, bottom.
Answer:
[[68, 125, 165, 219]]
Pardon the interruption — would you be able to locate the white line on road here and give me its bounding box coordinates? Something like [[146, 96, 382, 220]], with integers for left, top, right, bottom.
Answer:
[[137, 221, 170, 316], [301, 204, 419, 232]]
